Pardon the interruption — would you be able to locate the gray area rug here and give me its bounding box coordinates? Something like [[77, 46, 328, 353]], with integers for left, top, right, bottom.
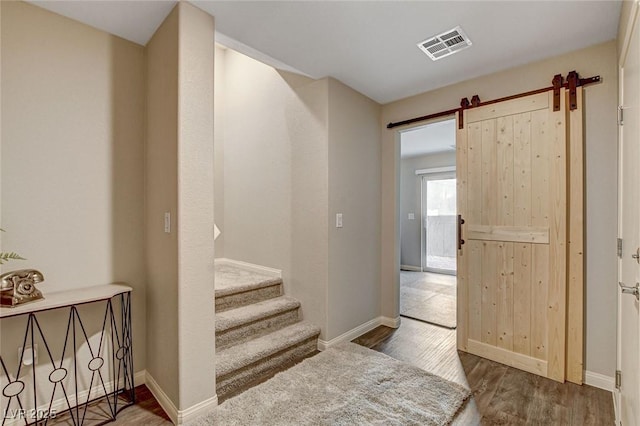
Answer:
[[191, 342, 470, 425], [400, 272, 457, 329]]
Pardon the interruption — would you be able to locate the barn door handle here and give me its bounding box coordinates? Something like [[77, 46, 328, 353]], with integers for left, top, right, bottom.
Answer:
[[457, 215, 465, 250]]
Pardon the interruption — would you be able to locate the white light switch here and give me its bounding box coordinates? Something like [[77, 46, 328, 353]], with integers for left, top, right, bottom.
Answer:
[[164, 212, 171, 233], [408, 213, 415, 220], [336, 213, 343, 228]]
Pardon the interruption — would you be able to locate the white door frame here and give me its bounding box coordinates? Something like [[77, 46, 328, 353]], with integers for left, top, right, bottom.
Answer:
[[617, 1, 640, 422], [616, 57, 624, 426]]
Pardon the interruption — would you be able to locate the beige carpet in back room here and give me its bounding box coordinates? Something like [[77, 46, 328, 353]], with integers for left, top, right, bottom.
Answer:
[[400, 271, 456, 329]]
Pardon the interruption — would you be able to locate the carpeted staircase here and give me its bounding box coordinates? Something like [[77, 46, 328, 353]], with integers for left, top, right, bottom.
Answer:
[[215, 262, 320, 401]]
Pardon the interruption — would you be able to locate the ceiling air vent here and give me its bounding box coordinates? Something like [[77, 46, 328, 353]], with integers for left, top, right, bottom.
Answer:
[[417, 26, 472, 61]]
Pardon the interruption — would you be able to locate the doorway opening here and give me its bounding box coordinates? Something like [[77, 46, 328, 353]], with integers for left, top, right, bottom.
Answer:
[[399, 118, 457, 329]]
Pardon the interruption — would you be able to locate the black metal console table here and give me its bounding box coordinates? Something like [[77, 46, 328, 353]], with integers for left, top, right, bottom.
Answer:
[[0, 284, 134, 425]]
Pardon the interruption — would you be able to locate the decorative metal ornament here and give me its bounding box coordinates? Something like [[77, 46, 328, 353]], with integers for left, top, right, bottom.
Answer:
[[0, 269, 45, 307]]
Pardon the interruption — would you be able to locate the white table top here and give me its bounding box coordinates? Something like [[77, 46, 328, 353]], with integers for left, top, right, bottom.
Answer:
[[0, 283, 132, 318]]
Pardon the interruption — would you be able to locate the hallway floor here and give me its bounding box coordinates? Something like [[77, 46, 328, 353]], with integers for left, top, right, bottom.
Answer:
[[100, 318, 613, 425]]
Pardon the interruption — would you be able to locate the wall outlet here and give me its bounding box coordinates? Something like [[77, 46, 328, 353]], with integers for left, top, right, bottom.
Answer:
[[408, 213, 415, 220], [336, 213, 343, 228], [18, 344, 38, 366]]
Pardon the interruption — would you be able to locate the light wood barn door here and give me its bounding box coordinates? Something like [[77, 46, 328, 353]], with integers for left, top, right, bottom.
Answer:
[[456, 90, 568, 382]]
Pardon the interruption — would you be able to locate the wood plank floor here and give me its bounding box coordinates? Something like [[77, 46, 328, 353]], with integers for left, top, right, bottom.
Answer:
[[110, 386, 172, 426], [67, 318, 613, 425]]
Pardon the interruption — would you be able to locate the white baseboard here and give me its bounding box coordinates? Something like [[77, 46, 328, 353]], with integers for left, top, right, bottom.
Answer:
[[317, 316, 401, 351], [215, 258, 282, 277], [584, 370, 615, 392], [177, 394, 218, 424], [145, 371, 179, 424], [145, 371, 217, 425], [400, 265, 422, 272], [3, 369, 147, 426], [381, 316, 401, 328], [134, 369, 147, 386]]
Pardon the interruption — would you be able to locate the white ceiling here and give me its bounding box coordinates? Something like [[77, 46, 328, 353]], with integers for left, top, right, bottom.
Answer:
[[28, 1, 621, 104], [400, 119, 456, 159]]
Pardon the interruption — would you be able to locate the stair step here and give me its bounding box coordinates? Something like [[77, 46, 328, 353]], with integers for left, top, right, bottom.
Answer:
[[215, 264, 283, 312], [216, 321, 320, 377], [216, 296, 301, 349], [216, 321, 320, 399]]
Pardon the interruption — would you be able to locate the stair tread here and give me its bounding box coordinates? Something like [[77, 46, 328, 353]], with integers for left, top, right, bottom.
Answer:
[[216, 296, 300, 332], [216, 321, 320, 378], [215, 264, 282, 298]]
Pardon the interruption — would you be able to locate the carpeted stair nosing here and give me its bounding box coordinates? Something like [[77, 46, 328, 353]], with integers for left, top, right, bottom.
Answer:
[[216, 309, 301, 350], [215, 338, 318, 402], [215, 276, 283, 298], [215, 284, 283, 313], [216, 296, 300, 332], [216, 321, 321, 378], [216, 297, 302, 349]]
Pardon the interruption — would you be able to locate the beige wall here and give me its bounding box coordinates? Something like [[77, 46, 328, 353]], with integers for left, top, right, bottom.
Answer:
[[218, 49, 294, 290], [382, 41, 619, 377], [214, 45, 225, 258], [2, 0, 215, 416], [216, 48, 329, 333], [216, 51, 383, 341], [145, 5, 180, 405], [1, 0, 146, 393], [400, 150, 456, 268], [175, 2, 216, 410], [289, 77, 330, 339], [327, 78, 381, 339], [146, 2, 216, 412]]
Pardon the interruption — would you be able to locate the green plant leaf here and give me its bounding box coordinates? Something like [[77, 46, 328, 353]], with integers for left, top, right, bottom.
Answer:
[[0, 252, 26, 265]]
